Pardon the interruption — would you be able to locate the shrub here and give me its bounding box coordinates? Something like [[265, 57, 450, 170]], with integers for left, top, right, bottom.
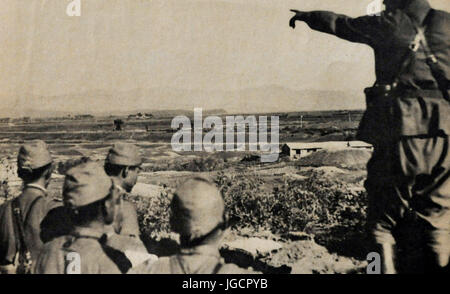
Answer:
[[125, 189, 172, 238], [215, 172, 274, 230], [132, 170, 368, 237], [0, 179, 10, 203], [177, 156, 226, 172], [214, 171, 367, 234], [141, 156, 227, 173]]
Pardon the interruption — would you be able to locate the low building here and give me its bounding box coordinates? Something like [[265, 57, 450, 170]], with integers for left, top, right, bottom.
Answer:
[[281, 141, 372, 159], [74, 114, 94, 120], [128, 113, 152, 120]]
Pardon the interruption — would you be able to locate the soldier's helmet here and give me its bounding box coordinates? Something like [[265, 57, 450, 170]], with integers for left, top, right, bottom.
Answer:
[[17, 140, 52, 172], [170, 177, 225, 241]]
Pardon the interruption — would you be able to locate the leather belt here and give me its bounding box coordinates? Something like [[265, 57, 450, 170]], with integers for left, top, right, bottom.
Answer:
[[365, 84, 447, 99]]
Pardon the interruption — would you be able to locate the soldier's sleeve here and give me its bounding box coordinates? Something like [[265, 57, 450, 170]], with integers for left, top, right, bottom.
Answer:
[[119, 200, 141, 237], [301, 11, 393, 46], [0, 202, 18, 264], [24, 197, 49, 260], [105, 233, 148, 254], [32, 242, 65, 274]]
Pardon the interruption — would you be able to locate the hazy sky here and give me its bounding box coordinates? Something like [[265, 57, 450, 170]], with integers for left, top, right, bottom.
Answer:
[[1, 0, 448, 112]]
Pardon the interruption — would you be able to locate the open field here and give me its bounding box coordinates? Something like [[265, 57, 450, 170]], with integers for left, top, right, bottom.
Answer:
[[0, 110, 372, 273]]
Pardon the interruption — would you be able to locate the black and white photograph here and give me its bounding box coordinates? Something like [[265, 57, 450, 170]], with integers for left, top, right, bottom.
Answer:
[[0, 0, 449, 278]]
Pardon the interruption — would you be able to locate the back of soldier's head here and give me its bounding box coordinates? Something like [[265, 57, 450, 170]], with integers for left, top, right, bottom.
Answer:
[[63, 158, 116, 226], [170, 177, 225, 244], [17, 140, 53, 182]]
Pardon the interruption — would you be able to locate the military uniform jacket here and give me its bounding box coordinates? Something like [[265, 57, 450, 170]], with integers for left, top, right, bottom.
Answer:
[[39, 195, 146, 270], [113, 198, 140, 237], [0, 185, 51, 264], [41, 193, 141, 243], [104, 190, 146, 255], [34, 227, 123, 274], [128, 245, 259, 274], [300, 0, 449, 87], [299, 0, 450, 139]]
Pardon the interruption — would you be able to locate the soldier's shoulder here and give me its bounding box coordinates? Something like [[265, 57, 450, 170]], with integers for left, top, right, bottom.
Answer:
[[48, 197, 64, 207], [43, 235, 108, 257], [218, 262, 262, 274], [34, 236, 71, 274], [41, 235, 72, 253], [70, 235, 104, 251], [432, 9, 450, 21], [128, 256, 171, 274], [122, 199, 137, 210], [18, 190, 49, 217], [433, 8, 450, 16], [71, 236, 123, 273], [17, 189, 41, 203]]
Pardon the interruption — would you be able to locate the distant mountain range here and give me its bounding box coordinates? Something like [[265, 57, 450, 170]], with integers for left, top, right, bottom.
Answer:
[[1, 86, 365, 118]]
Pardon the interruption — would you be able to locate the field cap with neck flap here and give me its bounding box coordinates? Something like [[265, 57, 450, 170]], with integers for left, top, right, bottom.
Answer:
[[17, 140, 52, 172], [106, 143, 142, 166], [170, 177, 225, 241], [63, 160, 114, 208]]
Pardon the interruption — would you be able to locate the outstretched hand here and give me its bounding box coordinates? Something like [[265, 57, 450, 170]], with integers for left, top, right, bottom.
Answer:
[[289, 9, 305, 29]]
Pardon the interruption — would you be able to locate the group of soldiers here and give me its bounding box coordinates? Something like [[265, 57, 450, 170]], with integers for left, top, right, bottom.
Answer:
[[0, 141, 256, 274]]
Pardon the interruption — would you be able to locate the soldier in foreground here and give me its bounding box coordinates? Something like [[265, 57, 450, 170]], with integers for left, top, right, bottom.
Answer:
[[34, 160, 126, 274], [0, 140, 54, 274], [129, 177, 259, 274], [290, 0, 449, 273]]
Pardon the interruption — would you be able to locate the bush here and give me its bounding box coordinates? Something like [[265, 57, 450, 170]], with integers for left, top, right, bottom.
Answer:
[[141, 156, 227, 173], [125, 189, 172, 238], [215, 172, 275, 230], [132, 170, 368, 237], [0, 179, 10, 203], [175, 156, 226, 172], [215, 171, 367, 234]]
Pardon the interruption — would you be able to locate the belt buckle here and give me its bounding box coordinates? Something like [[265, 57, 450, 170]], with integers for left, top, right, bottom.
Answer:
[[369, 84, 394, 97]]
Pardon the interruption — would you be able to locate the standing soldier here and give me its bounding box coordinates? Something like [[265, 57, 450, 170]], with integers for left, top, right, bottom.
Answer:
[[34, 160, 125, 274], [289, 0, 449, 273], [103, 142, 142, 238], [103, 143, 151, 261], [129, 177, 259, 274], [0, 140, 54, 274]]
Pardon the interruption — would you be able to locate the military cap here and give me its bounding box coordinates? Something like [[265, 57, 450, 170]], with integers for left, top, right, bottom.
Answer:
[[63, 160, 113, 208], [106, 143, 142, 166], [170, 177, 225, 240], [17, 140, 52, 171]]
